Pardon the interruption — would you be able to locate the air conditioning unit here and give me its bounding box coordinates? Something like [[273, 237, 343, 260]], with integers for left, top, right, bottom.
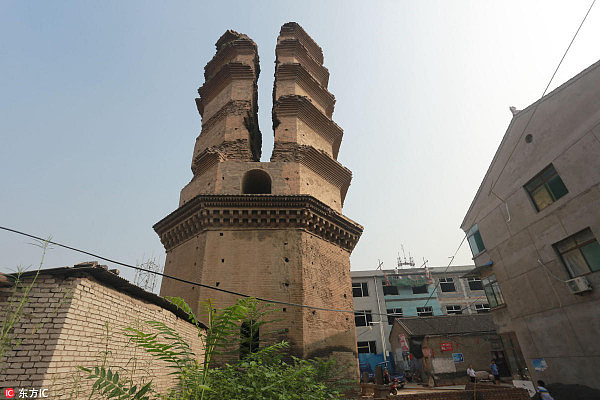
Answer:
[[566, 276, 592, 294]]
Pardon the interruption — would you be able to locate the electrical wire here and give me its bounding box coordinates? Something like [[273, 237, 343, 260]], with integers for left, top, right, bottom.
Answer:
[[0, 225, 494, 348], [0, 225, 356, 314], [536, 259, 568, 283], [0, 225, 488, 319], [488, 0, 596, 195], [422, 234, 468, 309], [0, 225, 496, 350]]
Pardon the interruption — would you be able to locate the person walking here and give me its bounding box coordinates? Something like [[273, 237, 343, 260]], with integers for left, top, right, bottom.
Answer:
[[490, 360, 500, 384], [467, 365, 476, 383]]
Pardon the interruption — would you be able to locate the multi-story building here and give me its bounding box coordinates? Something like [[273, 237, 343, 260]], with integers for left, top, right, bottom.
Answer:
[[351, 265, 487, 370], [461, 59, 600, 394]]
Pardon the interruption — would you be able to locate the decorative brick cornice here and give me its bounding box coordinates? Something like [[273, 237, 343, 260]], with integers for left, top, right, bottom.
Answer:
[[153, 195, 363, 252], [271, 143, 352, 204], [275, 63, 335, 118], [273, 95, 343, 158], [192, 139, 256, 175], [196, 62, 254, 116], [204, 39, 257, 80], [191, 149, 222, 176], [200, 100, 251, 133], [278, 22, 324, 65], [276, 39, 329, 87]]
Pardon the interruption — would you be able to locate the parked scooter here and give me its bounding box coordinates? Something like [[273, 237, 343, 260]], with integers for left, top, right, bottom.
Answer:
[[389, 374, 407, 395]]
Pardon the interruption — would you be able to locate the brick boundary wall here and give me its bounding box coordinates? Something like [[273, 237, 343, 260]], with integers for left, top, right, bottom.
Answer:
[[0, 272, 204, 398]]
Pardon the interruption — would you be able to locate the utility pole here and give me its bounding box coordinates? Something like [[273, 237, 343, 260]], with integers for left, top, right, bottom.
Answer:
[[373, 262, 387, 365]]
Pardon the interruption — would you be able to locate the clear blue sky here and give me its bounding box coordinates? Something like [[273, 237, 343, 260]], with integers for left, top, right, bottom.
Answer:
[[1, 1, 599, 288]]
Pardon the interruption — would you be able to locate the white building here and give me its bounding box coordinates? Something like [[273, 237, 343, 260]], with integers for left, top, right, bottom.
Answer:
[[351, 265, 487, 371]]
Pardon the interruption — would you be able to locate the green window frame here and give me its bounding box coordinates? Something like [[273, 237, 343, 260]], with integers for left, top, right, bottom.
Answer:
[[554, 228, 600, 277], [467, 224, 485, 256], [482, 274, 504, 308], [524, 164, 568, 211]]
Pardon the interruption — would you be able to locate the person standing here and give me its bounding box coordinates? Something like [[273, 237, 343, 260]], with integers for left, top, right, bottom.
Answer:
[[467, 365, 476, 383], [383, 367, 391, 384], [490, 360, 500, 384]]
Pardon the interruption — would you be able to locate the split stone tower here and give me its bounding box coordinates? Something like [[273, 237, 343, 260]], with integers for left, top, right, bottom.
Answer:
[[154, 23, 362, 364]]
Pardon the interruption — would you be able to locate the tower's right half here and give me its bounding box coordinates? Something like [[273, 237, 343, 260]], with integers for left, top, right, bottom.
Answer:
[[154, 22, 362, 372], [269, 23, 363, 364]]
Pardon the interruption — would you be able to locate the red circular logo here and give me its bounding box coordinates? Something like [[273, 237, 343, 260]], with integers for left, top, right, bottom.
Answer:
[[4, 388, 15, 399]]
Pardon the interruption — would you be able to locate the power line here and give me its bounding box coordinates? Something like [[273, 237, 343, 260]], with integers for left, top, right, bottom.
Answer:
[[422, 234, 467, 309], [488, 0, 596, 197], [0, 225, 493, 348], [0, 225, 487, 319], [0, 225, 355, 314]]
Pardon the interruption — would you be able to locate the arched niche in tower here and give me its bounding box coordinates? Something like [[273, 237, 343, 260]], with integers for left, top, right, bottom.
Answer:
[[242, 169, 272, 194]]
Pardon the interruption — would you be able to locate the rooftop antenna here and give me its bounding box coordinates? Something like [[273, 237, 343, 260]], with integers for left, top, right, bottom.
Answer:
[[134, 256, 163, 293], [397, 244, 415, 268], [377, 259, 390, 286]]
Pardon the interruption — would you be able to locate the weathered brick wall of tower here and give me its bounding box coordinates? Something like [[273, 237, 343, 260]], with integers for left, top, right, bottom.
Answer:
[[155, 23, 362, 371]]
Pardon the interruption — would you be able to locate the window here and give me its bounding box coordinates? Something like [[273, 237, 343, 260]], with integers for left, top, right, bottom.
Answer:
[[383, 285, 399, 295], [446, 305, 462, 315], [240, 320, 259, 359], [475, 304, 490, 314], [467, 277, 483, 291], [467, 224, 485, 256], [417, 306, 433, 317], [387, 308, 403, 324], [412, 285, 427, 294], [554, 228, 600, 277], [439, 277, 456, 292], [354, 310, 372, 327], [242, 169, 272, 194], [524, 164, 568, 211], [482, 274, 504, 308], [352, 282, 369, 297], [357, 341, 377, 354]]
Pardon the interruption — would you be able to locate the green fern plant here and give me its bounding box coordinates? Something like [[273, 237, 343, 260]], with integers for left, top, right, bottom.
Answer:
[[80, 296, 321, 400], [124, 321, 194, 374], [78, 366, 152, 400]]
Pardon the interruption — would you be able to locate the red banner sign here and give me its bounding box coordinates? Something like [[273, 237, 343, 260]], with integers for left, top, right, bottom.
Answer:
[[399, 334, 410, 352], [440, 342, 453, 351]]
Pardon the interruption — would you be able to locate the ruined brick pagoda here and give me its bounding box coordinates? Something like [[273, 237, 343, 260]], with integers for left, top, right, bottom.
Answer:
[[154, 22, 362, 366]]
